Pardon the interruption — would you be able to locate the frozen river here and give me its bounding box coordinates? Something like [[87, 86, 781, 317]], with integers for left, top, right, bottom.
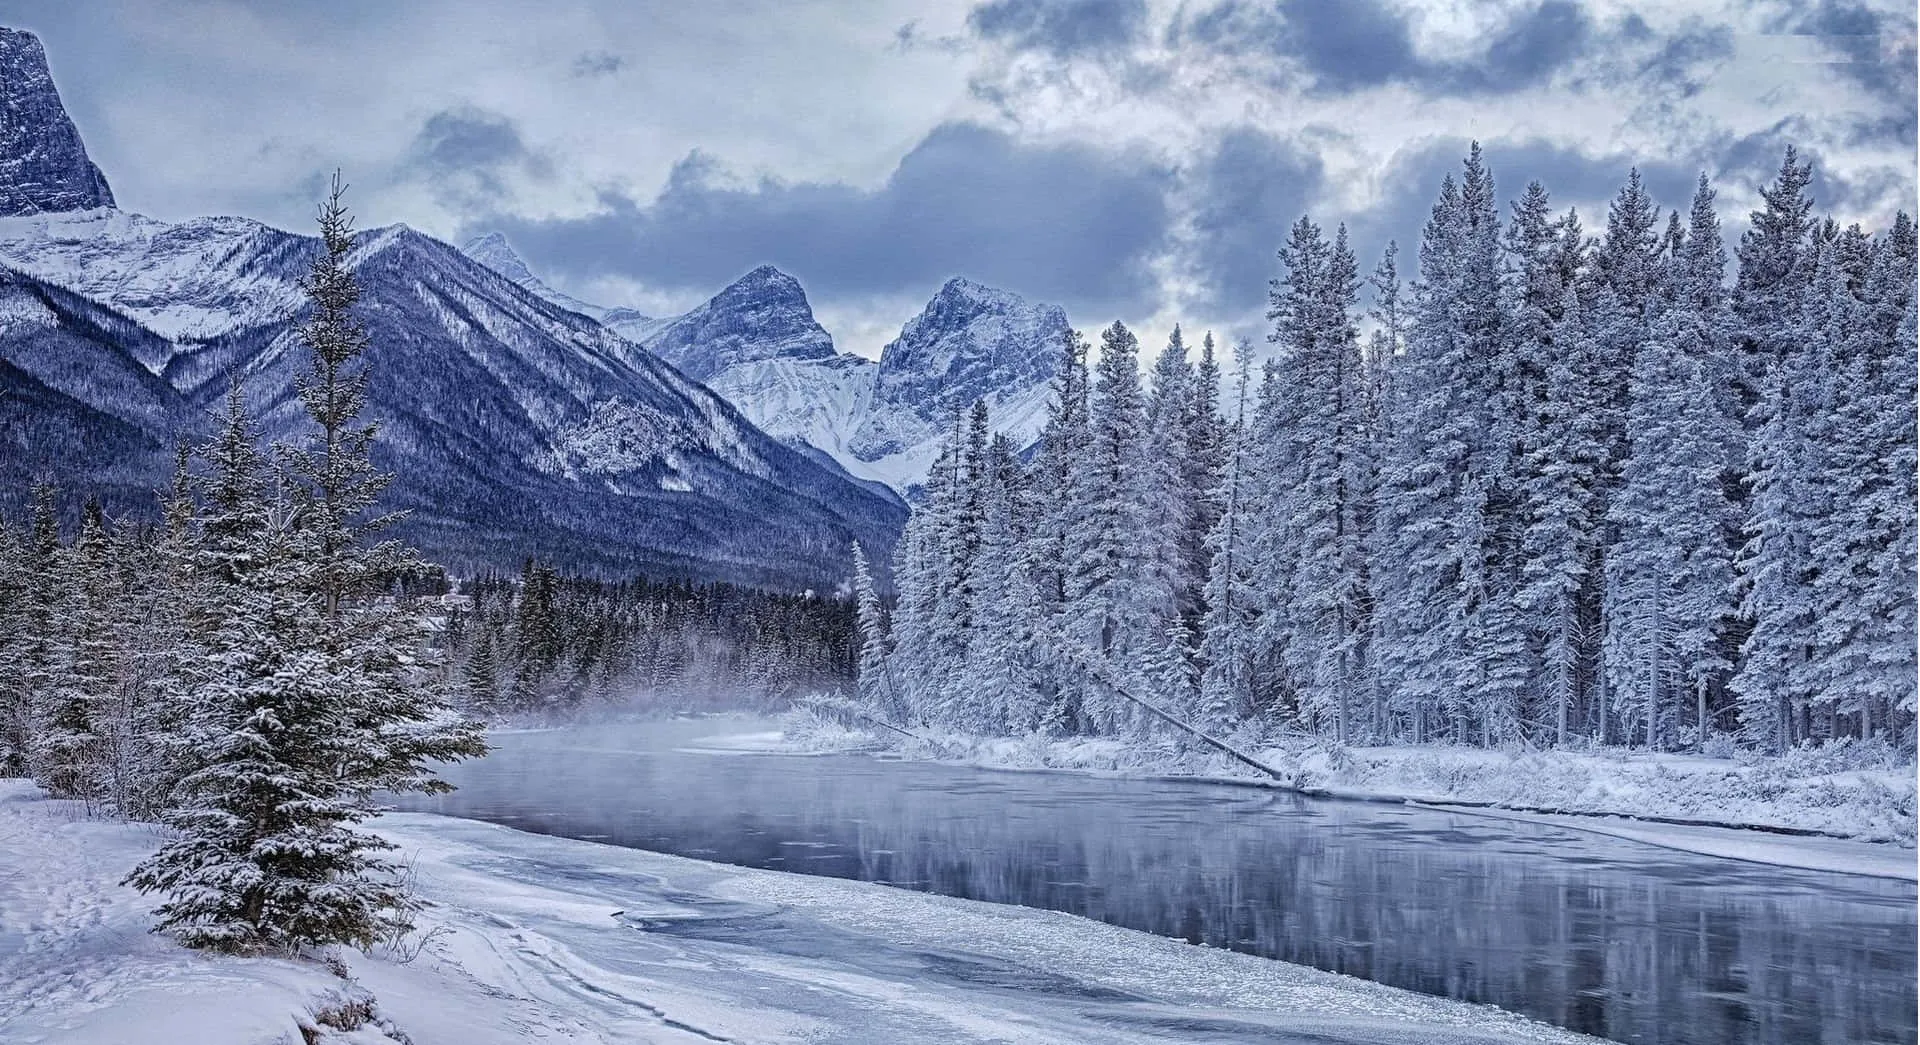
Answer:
[[400, 719, 1916, 1045]]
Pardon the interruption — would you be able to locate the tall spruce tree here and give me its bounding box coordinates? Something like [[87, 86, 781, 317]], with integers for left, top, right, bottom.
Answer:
[[127, 179, 481, 952]]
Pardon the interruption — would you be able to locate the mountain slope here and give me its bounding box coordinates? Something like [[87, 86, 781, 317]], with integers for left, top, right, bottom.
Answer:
[[0, 217, 906, 587], [0, 266, 179, 512]]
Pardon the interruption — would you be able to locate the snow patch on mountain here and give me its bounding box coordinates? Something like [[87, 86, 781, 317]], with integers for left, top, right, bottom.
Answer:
[[0, 208, 308, 348], [642, 264, 837, 383]]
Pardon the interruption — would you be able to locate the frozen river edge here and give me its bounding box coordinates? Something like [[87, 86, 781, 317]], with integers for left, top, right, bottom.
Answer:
[[0, 778, 1611, 1045], [756, 718, 1918, 877]]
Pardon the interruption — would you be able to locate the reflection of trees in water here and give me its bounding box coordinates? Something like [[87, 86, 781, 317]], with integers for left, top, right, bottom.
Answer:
[[429, 738, 1917, 1045]]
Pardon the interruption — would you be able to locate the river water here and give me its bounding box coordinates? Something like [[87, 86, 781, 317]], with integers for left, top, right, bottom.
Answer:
[[400, 719, 1916, 1045]]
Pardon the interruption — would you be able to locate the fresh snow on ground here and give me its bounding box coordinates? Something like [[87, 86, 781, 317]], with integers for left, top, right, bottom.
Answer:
[[777, 714, 1917, 869], [2, 778, 1614, 1045]]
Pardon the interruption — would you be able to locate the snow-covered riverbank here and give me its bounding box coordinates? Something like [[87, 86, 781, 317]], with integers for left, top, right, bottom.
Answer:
[[777, 713, 1918, 862], [1, 778, 1611, 1045]]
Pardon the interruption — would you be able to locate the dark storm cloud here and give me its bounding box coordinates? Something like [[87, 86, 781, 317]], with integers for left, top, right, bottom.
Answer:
[[406, 107, 552, 209], [966, 0, 1150, 58], [1479, 1, 1593, 87], [1766, 1, 1918, 143], [488, 121, 1173, 313], [1275, 0, 1418, 92], [1172, 0, 1596, 96], [1626, 17, 1735, 97], [1186, 127, 1325, 314]]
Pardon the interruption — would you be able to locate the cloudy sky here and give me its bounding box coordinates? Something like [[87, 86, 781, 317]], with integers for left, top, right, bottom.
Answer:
[[5, 0, 1914, 355]]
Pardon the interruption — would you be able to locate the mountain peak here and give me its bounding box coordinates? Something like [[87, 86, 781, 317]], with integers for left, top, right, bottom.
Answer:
[[848, 278, 1068, 463], [461, 231, 537, 282], [642, 265, 833, 382], [720, 264, 805, 301], [0, 28, 115, 217]]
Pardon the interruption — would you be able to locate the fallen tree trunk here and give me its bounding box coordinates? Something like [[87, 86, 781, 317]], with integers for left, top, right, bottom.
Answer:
[[1050, 640, 1291, 784]]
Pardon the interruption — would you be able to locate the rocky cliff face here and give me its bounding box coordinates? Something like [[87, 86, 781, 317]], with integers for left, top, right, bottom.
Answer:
[[0, 29, 114, 216], [848, 277, 1067, 464], [642, 265, 838, 383]]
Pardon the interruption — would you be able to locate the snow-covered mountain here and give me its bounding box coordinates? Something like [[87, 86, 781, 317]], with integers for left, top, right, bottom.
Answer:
[[0, 30, 904, 590], [664, 272, 1069, 490], [465, 237, 1070, 491], [847, 277, 1068, 484]]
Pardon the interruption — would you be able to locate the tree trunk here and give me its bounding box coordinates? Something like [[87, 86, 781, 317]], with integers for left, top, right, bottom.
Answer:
[[1696, 674, 1709, 751]]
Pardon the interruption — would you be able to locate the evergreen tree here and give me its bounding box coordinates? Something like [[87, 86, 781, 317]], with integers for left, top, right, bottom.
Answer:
[[127, 179, 481, 952], [1197, 345, 1258, 731], [1262, 217, 1371, 741], [36, 499, 115, 802], [851, 541, 896, 718], [1066, 321, 1165, 733]]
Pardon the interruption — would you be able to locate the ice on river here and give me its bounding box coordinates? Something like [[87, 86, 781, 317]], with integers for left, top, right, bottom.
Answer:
[[0, 779, 1604, 1045]]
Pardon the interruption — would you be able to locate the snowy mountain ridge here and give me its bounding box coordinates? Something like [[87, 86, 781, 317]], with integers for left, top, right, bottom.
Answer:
[[464, 236, 1071, 491]]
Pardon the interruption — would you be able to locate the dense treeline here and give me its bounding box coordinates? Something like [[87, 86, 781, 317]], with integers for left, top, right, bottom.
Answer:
[[866, 146, 1917, 755], [0, 181, 483, 952], [448, 564, 858, 714]]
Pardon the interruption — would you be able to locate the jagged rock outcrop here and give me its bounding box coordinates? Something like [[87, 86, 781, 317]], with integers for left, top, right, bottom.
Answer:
[[0, 28, 114, 216], [642, 265, 837, 383]]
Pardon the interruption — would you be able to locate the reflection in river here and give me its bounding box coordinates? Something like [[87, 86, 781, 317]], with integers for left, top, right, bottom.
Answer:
[[402, 720, 1917, 1045]]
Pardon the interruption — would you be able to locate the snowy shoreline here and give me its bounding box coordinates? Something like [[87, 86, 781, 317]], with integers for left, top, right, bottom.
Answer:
[[0, 778, 1608, 1045], [770, 716, 1918, 879]]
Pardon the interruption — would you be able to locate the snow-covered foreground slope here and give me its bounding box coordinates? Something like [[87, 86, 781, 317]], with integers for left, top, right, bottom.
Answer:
[[0, 780, 1605, 1045]]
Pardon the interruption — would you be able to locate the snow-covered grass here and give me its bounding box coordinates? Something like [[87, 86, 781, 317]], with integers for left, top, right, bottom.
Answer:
[[780, 710, 1918, 849], [0, 778, 1609, 1045]]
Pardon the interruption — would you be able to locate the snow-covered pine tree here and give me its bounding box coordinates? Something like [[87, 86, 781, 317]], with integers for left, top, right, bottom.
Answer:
[[1066, 321, 1164, 733], [121, 446, 207, 819], [1196, 345, 1258, 733], [1374, 146, 1517, 743], [34, 499, 117, 804], [0, 509, 29, 777], [1146, 325, 1199, 624], [1261, 217, 1370, 741], [1798, 223, 1887, 737], [1185, 331, 1229, 620], [463, 625, 500, 717], [126, 384, 391, 951], [10, 486, 60, 780], [1506, 190, 1595, 745], [1024, 327, 1093, 732], [961, 436, 1048, 733], [129, 179, 482, 952], [282, 173, 482, 804], [1732, 233, 1838, 752], [850, 541, 897, 719], [1603, 252, 1739, 749], [1732, 147, 1817, 418], [1803, 214, 1917, 744]]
